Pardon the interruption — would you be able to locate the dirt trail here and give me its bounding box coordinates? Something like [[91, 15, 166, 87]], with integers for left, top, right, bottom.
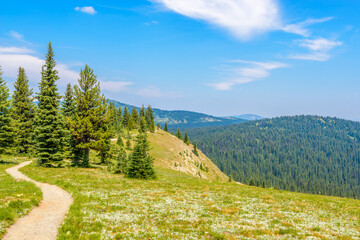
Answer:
[[4, 161, 73, 240]]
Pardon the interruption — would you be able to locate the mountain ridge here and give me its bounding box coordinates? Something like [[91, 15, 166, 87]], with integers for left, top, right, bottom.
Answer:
[[109, 100, 247, 129]]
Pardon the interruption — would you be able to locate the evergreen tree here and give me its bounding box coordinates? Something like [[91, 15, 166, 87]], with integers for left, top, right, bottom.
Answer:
[[145, 105, 155, 132], [117, 134, 124, 147], [192, 141, 199, 156], [139, 116, 147, 133], [176, 128, 182, 139], [164, 122, 168, 132], [0, 67, 15, 154], [127, 134, 156, 179], [72, 65, 110, 167], [114, 107, 122, 132], [34, 43, 67, 166], [62, 83, 75, 117], [139, 104, 145, 119], [157, 123, 161, 129], [12, 67, 35, 154], [62, 83, 78, 161], [122, 106, 130, 127], [115, 146, 127, 174], [128, 107, 139, 129], [183, 131, 190, 145], [126, 138, 132, 150]]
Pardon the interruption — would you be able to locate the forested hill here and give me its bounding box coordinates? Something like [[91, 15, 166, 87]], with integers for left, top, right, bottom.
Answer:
[[110, 100, 246, 129], [187, 115, 360, 199]]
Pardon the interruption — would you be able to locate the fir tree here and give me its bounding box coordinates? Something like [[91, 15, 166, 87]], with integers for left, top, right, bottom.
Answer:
[[122, 106, 130, 127], [62, 83, 75, 117], [183, 131, 190, 145], [139, 104, 145, 119], [117, 134, 124, 147], [34, 43, 67, 166], [139, 116, 147, 133], [114, 107, 122, 132], [126, 138, 132, 150], [157, 123, 161, 129], [72, 65, 110, 167], [145, 105, 155, 132], [127, 134, 156, 179], [115, 145, 127, 174], [0, 67, 15, 154], [128, 107, 139, 129], [176, 128, 182, 139], [12, 67, 35, 154], [164, 122, 168, 132], [192, 141, 199, 156]]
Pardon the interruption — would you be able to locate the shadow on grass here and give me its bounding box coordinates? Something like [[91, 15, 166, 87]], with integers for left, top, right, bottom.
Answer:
[[0, 160, 16, 165]]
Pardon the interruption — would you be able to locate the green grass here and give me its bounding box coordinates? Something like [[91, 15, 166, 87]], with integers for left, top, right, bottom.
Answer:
[[21, 163, 360, 240], [0, 155, 42, 238]]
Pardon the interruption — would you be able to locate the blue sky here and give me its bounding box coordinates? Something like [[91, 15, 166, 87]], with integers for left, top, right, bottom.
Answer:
[[1, 0, 360, 120]]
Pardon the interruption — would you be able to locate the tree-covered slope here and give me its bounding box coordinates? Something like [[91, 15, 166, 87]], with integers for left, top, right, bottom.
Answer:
[[188, 115, 360, 199], [110, 100, 246, 129]]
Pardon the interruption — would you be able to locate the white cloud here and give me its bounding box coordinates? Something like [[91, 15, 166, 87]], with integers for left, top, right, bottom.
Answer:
[[153, 0, 281, 39], [0, 47, 34, 54], [0, 49, 78, 86], [289, 38, 342, 62], [100, 81, 133, 93], [282, 17, 333, 37], [208, 60, 287, 90], [9, 31, 24, 41], [296, 38, 342, 51], [74, 6, 97, 15]]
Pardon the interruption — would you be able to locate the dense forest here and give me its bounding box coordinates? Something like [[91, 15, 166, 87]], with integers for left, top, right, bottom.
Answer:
[[188, 116, 360, 199]]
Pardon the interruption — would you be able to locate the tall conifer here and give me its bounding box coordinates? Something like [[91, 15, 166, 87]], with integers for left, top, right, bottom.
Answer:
[[72, 65, 109, 167], [34, 43, 67, 166], [164, 122, 168, 132], [12, 67, 35, 154], [122, 106, 130, 127], [0, 67, 15, 154], [183, 131, 190, 145]]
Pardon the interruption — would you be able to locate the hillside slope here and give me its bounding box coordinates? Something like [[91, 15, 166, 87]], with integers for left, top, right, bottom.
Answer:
[[110, 100, 246, 129], [188, 115, 360, 199], [148, 129, 228, 181]]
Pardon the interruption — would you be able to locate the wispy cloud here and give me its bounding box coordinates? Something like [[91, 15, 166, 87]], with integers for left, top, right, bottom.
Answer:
[[282, 17, 333, 37], [144, 20, 159, 26], [153, 0, 281, 40], [74, 6, 97, 15], [100, 81, 133, 93], [289, 38, 342, 61], [9, 31, 24, 41], [208, 60, 287, 91], [0, 46, 34, 54]]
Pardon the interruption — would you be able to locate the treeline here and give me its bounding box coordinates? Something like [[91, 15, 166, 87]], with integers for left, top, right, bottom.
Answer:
[[188, 116, 360, 199], [0, 42, 155, 179]]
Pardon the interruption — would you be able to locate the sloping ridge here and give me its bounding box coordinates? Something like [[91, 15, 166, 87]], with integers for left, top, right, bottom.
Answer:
[[4, 161, 73, 240], [148, 129, 228, 181]]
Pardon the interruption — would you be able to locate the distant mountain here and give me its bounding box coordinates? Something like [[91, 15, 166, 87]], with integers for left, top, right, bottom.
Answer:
[[230, 114, 263, 121], [109, 100, 247, 129], [188, 115, 360, 199]]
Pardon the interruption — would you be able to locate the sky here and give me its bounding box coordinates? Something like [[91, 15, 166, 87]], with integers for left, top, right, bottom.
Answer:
[[1, 0, 360, 120]]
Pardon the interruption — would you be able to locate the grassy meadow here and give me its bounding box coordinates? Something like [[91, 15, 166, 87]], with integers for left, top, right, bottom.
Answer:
[[0, 156, 42, 238], [21, 163, 360, 240]]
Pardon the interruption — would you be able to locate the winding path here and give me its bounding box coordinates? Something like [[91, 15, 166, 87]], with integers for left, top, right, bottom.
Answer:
[[4, 161, 73, 240]]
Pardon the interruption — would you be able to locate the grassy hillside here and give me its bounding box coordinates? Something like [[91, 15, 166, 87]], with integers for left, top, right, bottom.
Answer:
[[21, 161, 360, 239], [148, 129, 228, 182], [188, 115, 360, 199], [0, 156, 42, 238], [110, 100, 246, 129]]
